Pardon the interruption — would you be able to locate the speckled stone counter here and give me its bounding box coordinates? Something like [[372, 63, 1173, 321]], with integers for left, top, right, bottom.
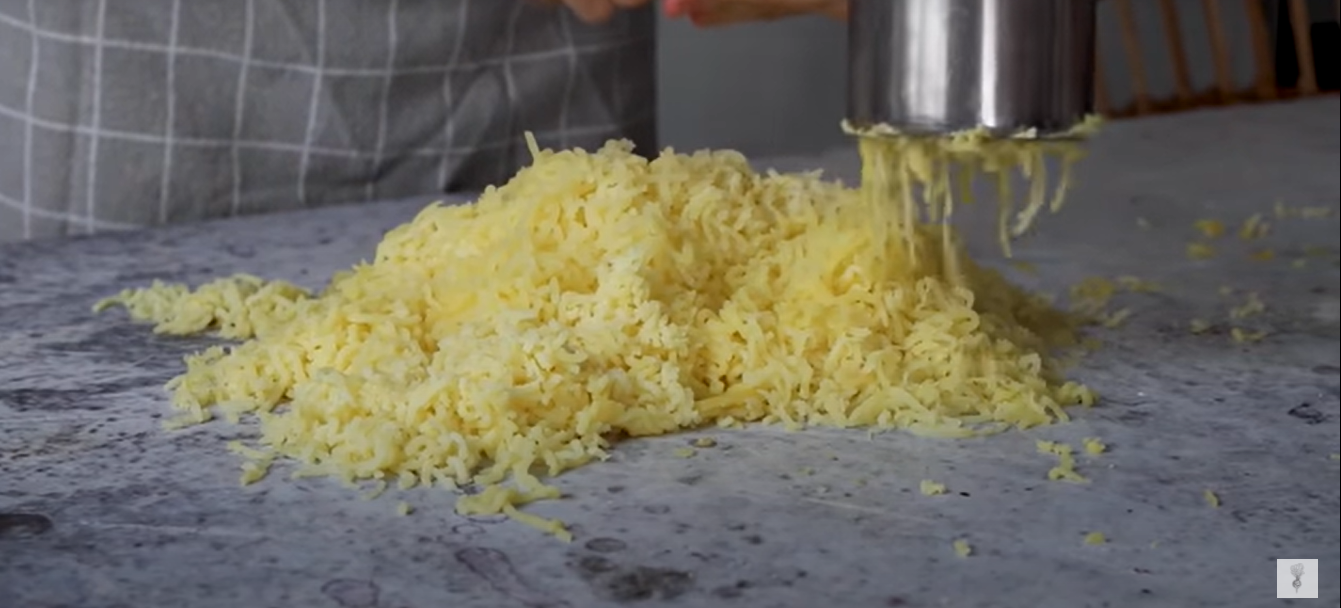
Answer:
[[2, 99, 1339, 608]]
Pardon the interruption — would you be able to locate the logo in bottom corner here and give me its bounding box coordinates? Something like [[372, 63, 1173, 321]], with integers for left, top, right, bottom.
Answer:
[[1277, 558, 1320, 599]]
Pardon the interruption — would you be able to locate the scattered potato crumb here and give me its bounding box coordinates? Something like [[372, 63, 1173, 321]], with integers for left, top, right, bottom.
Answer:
[[163, 414, 208, 431], [1083, 532, 1107, 545], [953, 539, 973, 558], [1291, 259, 1307, 269], [692, 437, 718, 448], [1187, 243, 1216, 260], [1010, 261, 1038, 275], [1037, 440, 1088, 483], [1274, 200, 1334, 219], [1070, 277, 1116, 301], [1189, 319, 1213, 334], [502, 504, 572, 542], [1116, 276, 1161, 293], [1203, 490, 1220, 508], [673, 447, 697, 458], [1101, 308, 1132, 328], [1237, 214, 1270, 240], [1218, 285, 1235, 297], [800, 467, 814, 476], [228, 441, 276, 485], [1136, 217, 1151, 230], [1229, 292, 1265, 320], [1193, 219, 1225, 239], [1249, 249, 1275, 262], [1329, 453, 1339, 461], [855, 478, 868, 487], [397, 501, 413, 516], [1230, 327, 1267, 343], [1082, 437, 1107, 455], [239, 460, 272, 485], [919, 480, 947, 496]]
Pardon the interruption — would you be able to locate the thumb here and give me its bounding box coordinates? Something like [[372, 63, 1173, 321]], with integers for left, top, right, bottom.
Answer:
[[670, 0, 848, 26]]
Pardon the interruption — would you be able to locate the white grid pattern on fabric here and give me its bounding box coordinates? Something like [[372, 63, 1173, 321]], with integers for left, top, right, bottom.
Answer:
[[0, 1, 657, 243], [229, 0, 256, 217], [368, 0, 399, 203], [0, 101, 650, 159], [84, 0, 108, 234], [0, 11, 643, 78], [0, 102, 483, 157], [558, 9, 577, 150], [501, 0, 523, 182], [0, 191, 139, 230], [159, 0, 181, 224], [20, 0, 38, 239], [438, 0, 471, 190], [297, 0, 327, 207]]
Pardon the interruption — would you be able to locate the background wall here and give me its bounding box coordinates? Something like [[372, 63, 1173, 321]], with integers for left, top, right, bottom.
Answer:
[[655, 15, 848, 157], [656, 0, 1337, 156]]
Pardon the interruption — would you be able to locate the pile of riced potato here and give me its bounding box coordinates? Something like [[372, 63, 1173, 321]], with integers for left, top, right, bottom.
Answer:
[[97, 136, 1098, 540]]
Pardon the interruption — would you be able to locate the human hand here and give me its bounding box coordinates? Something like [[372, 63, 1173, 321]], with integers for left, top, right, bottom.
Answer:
[[663, 0, 847, 26], [532, 0, 653, 25]]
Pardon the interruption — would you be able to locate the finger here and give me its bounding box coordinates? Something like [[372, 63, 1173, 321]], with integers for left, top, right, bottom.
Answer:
[[683, 0, 846, 26], [564, 0, 616, 23], [820, 0, 847, 20], [688, 2, 784, 26], [815, 0, 847, 20], [664, 0, 691, 17]]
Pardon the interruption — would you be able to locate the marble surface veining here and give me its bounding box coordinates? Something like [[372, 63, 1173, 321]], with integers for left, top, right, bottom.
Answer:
[[1, 98, 1339, 608]]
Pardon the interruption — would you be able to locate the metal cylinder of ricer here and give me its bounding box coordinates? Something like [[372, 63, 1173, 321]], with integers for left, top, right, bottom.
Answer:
[[846, 0, 1097, 138]]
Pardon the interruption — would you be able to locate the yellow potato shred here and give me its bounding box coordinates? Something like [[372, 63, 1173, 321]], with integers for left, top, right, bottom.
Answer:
[[1037, 440, 1088, 483], [919, 480, 948, 496], [1193, 219, 1225, 239], [95, 134, 1097, 536]]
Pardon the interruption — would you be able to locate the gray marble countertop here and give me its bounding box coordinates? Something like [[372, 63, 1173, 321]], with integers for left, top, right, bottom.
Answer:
[[2, 98, 1339, 608]]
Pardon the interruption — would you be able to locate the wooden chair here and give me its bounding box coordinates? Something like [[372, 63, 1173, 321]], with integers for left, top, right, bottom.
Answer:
[[1095, 0, 1339, 117]]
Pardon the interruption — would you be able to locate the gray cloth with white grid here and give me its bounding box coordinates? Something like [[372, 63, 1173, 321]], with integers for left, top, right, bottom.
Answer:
[[0, 0, 656, 243]]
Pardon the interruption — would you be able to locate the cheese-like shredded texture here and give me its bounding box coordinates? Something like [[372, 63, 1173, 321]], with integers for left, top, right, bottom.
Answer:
[[919, 480, 947, 496], [96, 134, 1097, 536], [1082, 437, 1107, 455], [1036, 440, 1088, 483], [851, 121, 1094, 266]]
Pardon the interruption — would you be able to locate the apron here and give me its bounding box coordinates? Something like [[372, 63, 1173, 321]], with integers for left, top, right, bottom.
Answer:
[[0, 0, 656, 242]]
